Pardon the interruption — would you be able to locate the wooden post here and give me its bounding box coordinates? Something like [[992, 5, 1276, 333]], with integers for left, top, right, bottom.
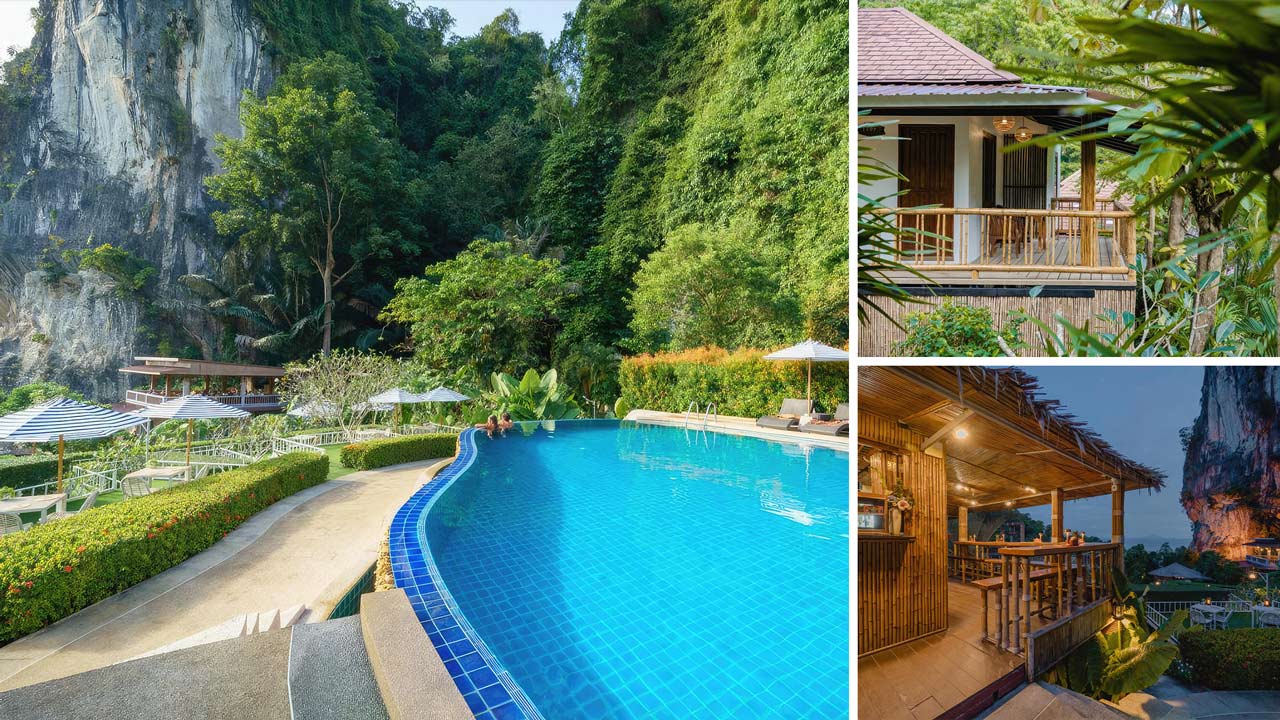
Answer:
[[1051, 489, 1063, 543], [1112, 478, 1125, 574], [958, 505, 969, 543], [1080, 139, 1097, 265], [998, 557, 1007, 649], [1023, 558, 1032, 654], [56, 434, 65, 494]]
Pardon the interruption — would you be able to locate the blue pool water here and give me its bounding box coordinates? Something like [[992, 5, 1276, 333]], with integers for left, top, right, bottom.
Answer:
[[422, 420, 849, 719]]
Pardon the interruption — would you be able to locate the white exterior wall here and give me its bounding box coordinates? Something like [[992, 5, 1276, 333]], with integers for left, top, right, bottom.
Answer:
[[858, 114, 1056, 262]]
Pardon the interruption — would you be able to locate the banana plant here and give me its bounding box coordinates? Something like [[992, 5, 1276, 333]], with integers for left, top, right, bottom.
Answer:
[[484, 369, 582, 421]]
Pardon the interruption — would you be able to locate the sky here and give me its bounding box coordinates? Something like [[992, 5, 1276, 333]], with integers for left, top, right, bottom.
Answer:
[[1013, 366, 1204, 549], [0, 1, 579, 57]]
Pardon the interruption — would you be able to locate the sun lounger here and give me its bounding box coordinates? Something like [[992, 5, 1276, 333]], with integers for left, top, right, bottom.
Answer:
[[757, 399, 812, 430], [801, 403, 849, 436]]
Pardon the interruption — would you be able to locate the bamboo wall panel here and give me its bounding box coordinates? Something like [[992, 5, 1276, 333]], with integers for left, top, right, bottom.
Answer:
[[858, 289, 1134, 357], [858, 412, 948, 656], [1027, 598, 1114, 679]]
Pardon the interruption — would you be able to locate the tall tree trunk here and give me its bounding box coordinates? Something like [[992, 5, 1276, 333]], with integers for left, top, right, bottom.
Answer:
[[1187, 177, 1223, 355], [1168, 187, 1187, 247], [322, 225, 335, 355]]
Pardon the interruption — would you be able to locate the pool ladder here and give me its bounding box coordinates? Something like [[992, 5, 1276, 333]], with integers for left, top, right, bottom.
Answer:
[[683, 401, 718, 430]]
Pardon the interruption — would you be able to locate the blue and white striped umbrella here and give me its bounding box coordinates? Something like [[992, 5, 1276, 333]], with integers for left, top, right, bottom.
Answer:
[[0, 398, 151, 492], [134, 394, 251, 420], [0, 398, 150, 442]]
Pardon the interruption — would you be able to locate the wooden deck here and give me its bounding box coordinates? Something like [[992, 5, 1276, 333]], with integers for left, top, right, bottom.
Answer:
[[884, 232, 1133, 287], [858, 581, 1043, 720]]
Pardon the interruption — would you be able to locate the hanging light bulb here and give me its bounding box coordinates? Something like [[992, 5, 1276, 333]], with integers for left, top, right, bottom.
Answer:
[[1014, 125, 1033, 142], [993, 116, 1015, 133], [954, 427, 969, 439]]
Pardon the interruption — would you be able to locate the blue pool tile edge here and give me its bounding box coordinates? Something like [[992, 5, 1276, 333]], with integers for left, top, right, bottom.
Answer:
[[388, 429, 544, 720]]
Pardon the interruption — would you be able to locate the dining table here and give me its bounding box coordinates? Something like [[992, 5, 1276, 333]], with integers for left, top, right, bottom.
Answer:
[[1191, 603, 1231, 627], [0, 492, 67, 522], [1253, 604, 1280, 628]]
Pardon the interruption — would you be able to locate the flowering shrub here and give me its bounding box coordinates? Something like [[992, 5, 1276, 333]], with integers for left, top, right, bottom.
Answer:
[[0, 452, 327, 642], [339, 434, 458, 470], [1179, 628, 1280, 689], [618, 347, 848, 418]]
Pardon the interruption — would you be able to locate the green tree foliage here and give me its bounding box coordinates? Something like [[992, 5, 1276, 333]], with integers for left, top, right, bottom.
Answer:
[[1194, 550, 1245, 585], [0, 382, 82, 413], [535, 0, 849, 351], [206, 54, 424, 354], [381, 240, 568, 378], [894, 302, 1024, 357], [1125, 544, 1154, 583], [628, 222, 800, 351]]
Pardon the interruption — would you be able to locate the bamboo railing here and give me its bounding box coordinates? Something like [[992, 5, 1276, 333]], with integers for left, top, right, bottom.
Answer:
[[887, 207, 1138, 281], [993, 543, 1121, 662]]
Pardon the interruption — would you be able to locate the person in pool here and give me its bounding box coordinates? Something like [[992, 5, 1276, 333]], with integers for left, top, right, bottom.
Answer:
[[499, 412, 514, 432], [475, 414, 499, 437]]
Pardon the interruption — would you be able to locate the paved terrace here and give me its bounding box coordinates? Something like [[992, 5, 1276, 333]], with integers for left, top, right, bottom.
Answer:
[[625, 410, 850, 452], [0, 459, 448, 691]]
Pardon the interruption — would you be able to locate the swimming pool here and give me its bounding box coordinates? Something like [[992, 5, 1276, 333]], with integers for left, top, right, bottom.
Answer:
[[392, 420, 848, 719]]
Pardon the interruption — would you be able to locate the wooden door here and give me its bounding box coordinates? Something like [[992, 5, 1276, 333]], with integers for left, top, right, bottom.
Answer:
[[898, 124, 955, 260]]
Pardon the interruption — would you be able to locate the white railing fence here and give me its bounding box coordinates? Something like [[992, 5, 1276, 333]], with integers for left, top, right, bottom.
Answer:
[[6, 422, 466, 504]]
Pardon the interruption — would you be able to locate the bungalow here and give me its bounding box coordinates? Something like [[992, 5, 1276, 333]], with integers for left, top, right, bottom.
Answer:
[[858, 8, 1140, 356], [858, 366, 1164, 719]]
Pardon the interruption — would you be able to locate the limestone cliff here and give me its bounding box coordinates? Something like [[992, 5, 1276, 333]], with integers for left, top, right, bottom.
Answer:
[[0, 0, 274, 398], [1182, 366, 1280, 559]]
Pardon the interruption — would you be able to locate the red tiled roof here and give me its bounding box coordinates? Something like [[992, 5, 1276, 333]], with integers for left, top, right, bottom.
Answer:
[[860, 83, 1090, 97], [1059, 169, 1126, 201], [858, 8, 1019, 84]]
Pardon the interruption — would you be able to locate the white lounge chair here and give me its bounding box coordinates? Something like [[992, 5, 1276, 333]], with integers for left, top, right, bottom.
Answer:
[[1259, 611, 1280, 629], [42, 490, 99, 523]]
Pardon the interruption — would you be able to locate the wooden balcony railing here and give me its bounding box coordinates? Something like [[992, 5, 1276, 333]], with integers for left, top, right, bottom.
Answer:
[[994, 543, 1121, 670], [125, 389, 282, 409], [887, 207, 1137, 280]]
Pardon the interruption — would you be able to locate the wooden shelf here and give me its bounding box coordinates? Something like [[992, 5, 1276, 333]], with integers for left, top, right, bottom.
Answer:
[[858, 492, 887, 500], [859, 533, 915, 543]]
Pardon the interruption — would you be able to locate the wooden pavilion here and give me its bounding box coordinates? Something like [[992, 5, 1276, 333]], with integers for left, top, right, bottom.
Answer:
[[858, 366, 1164, 719], [118, 357, 286, 414]]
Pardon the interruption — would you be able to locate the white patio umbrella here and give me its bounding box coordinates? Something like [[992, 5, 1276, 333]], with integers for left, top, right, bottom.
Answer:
[[0, 399, 151, 492], [762, 339, 850, 407], [287, 399, 340, 421], [368, 388, 428, 427], [135, 395, 250, 465], [419, 386, 470, 402]]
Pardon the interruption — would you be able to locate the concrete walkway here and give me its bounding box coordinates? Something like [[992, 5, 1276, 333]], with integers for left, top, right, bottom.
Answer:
[[0, 459, 446, 692]]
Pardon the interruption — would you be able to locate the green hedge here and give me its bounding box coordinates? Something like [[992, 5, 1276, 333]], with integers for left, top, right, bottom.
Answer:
[[618, 347, 849, 418], [340, 434, 458, 470], [0, 454, 92, 491], [1179, 628, 1280, 689], [0, 452, 327, 642]]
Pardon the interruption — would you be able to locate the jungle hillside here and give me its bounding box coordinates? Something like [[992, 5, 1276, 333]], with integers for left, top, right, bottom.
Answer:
[[0, 0, 848, 398]]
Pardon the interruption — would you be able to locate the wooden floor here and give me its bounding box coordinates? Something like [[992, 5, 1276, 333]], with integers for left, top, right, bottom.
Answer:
[[858, 581, 1031, 720]]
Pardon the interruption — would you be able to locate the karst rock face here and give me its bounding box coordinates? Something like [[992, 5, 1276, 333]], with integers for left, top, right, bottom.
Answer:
[[0, 0, 274, 398], [1182, 367, 1280, 559]]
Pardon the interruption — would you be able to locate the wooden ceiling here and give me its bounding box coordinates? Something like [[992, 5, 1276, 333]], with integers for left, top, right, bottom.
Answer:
[[859, 366, 1165, 511]]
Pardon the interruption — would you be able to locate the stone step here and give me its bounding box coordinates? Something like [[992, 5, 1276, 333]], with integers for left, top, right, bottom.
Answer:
[[1109, 692, 1194, 720], [984, 682, 1131, 720], [130, 604, 309, 661], [288, 616, 389, 720]]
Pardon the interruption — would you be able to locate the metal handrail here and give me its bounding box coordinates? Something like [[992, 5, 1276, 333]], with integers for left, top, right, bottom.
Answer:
[[683, 401, 700, 428], [702, 402, 718, 430]]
